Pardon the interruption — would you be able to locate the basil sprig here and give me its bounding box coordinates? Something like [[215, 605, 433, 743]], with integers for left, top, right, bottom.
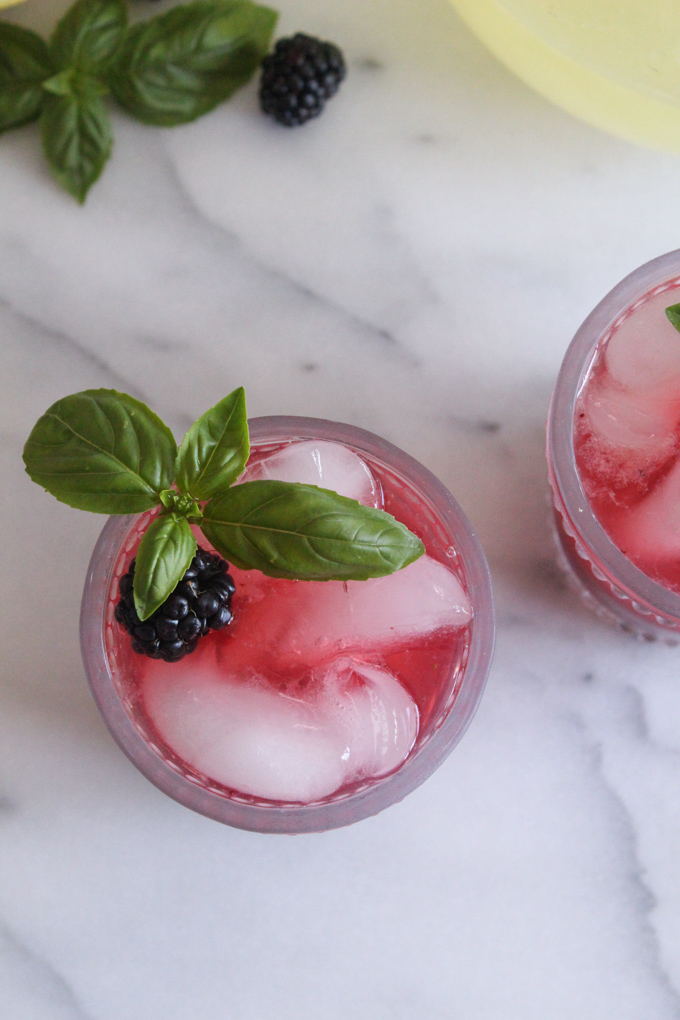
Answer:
[[24, 387, 425, 621], [0, 0, 277, 202]]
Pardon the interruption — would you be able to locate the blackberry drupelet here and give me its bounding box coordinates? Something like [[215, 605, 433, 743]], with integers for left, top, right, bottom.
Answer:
[[115, 548, 235, 662], [259, 33, 346, 127]]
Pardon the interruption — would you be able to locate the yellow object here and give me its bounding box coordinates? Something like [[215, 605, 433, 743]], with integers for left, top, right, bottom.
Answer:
[[449, 0, 680, 152], [0, 0, 27, 7]]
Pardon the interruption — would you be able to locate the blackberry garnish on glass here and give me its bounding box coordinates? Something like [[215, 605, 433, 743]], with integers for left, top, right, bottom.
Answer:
[[115, 549, 235, 661], [23, 386, 423, 649]]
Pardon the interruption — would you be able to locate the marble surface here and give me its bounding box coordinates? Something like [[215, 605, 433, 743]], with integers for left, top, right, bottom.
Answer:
[[3, 0, 680, 1016]]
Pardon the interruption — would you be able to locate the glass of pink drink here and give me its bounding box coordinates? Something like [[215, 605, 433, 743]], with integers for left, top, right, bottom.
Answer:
[[548, 249, 680, 639], [81, 417, 495, 833]]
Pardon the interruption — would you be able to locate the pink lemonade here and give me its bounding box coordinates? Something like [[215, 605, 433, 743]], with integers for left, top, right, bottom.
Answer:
[[548, 251, 680, 638], [574, 278, 680, 593], [101, 433, 476, 810]]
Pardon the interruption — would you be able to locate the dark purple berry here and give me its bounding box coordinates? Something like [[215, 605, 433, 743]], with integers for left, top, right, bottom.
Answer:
[[162, 595, 189, 620], [177, 579, 198, 599], [209, 605, 233, 630], [155, 616, 179, 642], [134, 624, 157, 643], [160, 639, 185, 661], [196, 591, 220, 618], [126, 605, 141, 627], [259, 34, 346, 127], [178, 615, 202, 642], [193, 552, 209, 573], [212, 575, 236, 597], [115, 546, 235, 661]]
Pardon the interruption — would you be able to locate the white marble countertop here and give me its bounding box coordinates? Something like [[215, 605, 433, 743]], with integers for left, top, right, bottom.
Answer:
[[3, 0, 680, 1016]]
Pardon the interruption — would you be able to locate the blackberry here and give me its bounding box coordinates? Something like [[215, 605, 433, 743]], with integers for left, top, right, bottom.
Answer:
[[115, 548, 235, 662], [259, 33, 346, 127]]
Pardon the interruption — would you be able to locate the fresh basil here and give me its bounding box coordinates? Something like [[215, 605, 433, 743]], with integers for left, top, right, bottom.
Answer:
[[40, 78, 112, 203], [175, 387, 249, 499], [50, 0, 127, 74], [0, 24, 53, 132], [0, 0, 279, 200], [110, 0, 277, 126], [133, 513, 197, 620], [25, 386, 426, 620], [666, 303, 680, 333], [23, 389, 177, 513], [202, 480, 425, 580]]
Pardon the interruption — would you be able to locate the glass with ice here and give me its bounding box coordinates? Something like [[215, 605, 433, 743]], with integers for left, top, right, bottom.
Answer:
[[548, 249, 680, 638], [81, 417, 495, 832]]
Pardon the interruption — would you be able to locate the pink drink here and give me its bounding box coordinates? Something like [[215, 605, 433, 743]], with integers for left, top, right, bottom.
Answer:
[[574, 280, 680, 590], [82, 418, 495, 832], [108, 453, 470, 805], [548, 251, 680, 637]]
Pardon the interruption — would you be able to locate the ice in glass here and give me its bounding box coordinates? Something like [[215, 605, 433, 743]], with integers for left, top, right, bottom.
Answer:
[[548, 250, 680, 637], [82, 418, 495, 832]]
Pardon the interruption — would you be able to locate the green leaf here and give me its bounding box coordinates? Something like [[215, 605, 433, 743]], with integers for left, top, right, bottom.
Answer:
[[201, 480, 425, 581], [175, 387, 249, 499], [133, 513, 196, 620], [666, 303, 680, 333], [50, 0, 127, 73], [23, 389, 177, 513], [110, 0, 277, 126], [0, 24, 53, 132], [40, 82, 113, 202]]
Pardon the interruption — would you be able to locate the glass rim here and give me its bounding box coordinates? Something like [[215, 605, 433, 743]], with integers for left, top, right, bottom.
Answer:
[[547, 247, 680, 622], [81, 415, 495, 833]]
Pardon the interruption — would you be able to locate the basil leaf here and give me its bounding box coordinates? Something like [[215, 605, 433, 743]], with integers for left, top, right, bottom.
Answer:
[[175, 387, 249, 499], [23, 389, 177, 513], [0, 24, 53, 132], [666, 303, 680, 333], [50, 0, 127, 73], [110, 0, 277, 126], [201, 480, 425, 580], [133, 513, 196, 620], [41, 80, 112, 202]]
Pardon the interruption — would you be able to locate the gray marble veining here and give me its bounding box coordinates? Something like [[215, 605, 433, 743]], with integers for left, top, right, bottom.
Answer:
[[2, 0, 680, 1016]]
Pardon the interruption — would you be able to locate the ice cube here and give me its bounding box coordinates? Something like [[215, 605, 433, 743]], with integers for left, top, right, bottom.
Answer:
[[142, 655, 418, 802], [322, 658, 418, 777], [580, 379, 676, 455], [143, 665, 348, 802], [605, 288, 680, 394], [576, 376, 679, 491], [241, 440, 382, 507], [280, 554, 471, 658], [224, 554, 472, 673], [610, 456, 680, 565]]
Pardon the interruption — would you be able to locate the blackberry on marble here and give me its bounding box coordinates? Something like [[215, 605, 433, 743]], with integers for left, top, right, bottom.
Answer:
[[115, 547, 235, 662], [259, 33, 346, 127]]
